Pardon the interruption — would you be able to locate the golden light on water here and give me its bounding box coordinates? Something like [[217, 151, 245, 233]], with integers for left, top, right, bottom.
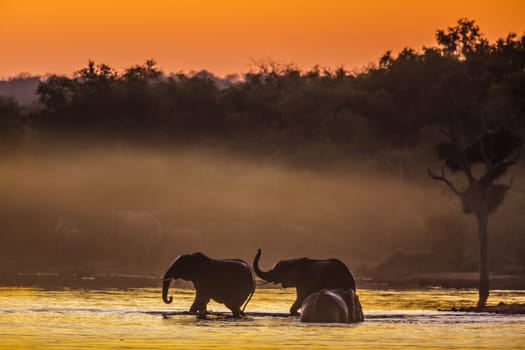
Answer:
[[1, 288, 524, 349]]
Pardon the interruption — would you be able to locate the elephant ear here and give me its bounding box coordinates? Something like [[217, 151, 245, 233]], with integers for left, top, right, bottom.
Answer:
[[271, 261, 293, 287], [284, 259, 306, 287]]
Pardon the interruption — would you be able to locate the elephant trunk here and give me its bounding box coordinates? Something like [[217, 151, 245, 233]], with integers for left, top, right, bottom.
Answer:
[[162, 276, 173, 304], [253, 248, 274, 282]]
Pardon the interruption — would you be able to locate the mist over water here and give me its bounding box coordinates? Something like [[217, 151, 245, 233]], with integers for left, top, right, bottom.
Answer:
[[0, 147, 521, 277], [0, 146, 469, 276]]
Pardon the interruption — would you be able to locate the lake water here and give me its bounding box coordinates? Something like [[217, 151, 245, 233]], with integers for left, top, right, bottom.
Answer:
[[1, 287, 524, 349]]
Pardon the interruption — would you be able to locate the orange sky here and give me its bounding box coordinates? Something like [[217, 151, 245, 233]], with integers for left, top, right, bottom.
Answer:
[[1, 0, 524, 78]]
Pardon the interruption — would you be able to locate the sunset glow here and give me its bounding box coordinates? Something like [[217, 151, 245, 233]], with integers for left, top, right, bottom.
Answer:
[[1, 0, 524, 77]]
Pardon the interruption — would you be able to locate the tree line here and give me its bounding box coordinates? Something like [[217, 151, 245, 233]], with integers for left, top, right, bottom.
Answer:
[[1, 18, 522, 161]]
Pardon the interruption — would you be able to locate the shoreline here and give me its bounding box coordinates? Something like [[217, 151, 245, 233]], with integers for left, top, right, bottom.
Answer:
[[2, 273, 524, 315], [1, 271, 524, 291], [444, 302, 525, 315]]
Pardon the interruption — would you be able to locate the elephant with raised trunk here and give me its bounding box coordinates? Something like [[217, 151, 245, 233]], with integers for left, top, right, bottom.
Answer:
[[300, 288, 364, 323], [253, 248, 356, 315], [162, 252, 255, 318]]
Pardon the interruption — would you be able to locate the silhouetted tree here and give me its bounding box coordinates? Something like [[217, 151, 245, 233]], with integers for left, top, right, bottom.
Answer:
[[436, 18, 489, 59], [36, 75, 75, 114], [428, 127, 520, 307], [428, 19, 523, 308]]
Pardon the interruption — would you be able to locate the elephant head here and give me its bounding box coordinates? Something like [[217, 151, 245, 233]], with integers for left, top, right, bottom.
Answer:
[[162, 252, 208, 304], [253, 248, 302, 288]]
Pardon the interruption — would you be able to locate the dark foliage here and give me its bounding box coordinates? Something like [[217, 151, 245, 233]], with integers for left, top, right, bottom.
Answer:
[[436, 128, 522, 171], [461, 184, 510, 215], [1, 19, 523, 160]]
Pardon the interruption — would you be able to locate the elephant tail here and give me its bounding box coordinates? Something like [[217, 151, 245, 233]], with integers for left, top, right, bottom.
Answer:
[[241, 286, 255, 314]]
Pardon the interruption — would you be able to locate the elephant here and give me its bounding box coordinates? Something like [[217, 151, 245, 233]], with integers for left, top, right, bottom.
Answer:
[[300, 288, 364, 323], [253, 248, 356, 315], [162, 252, 255, 318]]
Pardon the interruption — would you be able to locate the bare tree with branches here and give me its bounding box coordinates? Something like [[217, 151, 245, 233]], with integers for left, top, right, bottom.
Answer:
[[428, 125, 521, 308]]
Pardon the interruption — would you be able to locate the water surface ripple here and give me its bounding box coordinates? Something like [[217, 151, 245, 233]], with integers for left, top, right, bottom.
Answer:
[[0, 287, 524, 349]]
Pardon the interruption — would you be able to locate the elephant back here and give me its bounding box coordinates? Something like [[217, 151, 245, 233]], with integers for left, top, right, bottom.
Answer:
[[300, 289, 349, 323], [311, 258, 356, 291], [208, 258, 255, 304]]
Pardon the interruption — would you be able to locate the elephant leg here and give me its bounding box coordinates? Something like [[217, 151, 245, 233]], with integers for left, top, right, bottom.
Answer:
[[226, 304, 242, 318], [190, 292, 209, 315], [345, 290, 357, 322], [344, 290, 364, 322], [290, 297, 303, 316], [355, 294, 364, 322], [290, 288, 311, 316]]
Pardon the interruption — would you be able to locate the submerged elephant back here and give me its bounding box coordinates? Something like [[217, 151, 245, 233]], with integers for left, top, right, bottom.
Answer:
[[300, 289, 349, 323]]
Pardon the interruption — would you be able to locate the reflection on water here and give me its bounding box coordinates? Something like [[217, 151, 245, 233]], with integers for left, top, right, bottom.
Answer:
[[0, 288, 524, 349]]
